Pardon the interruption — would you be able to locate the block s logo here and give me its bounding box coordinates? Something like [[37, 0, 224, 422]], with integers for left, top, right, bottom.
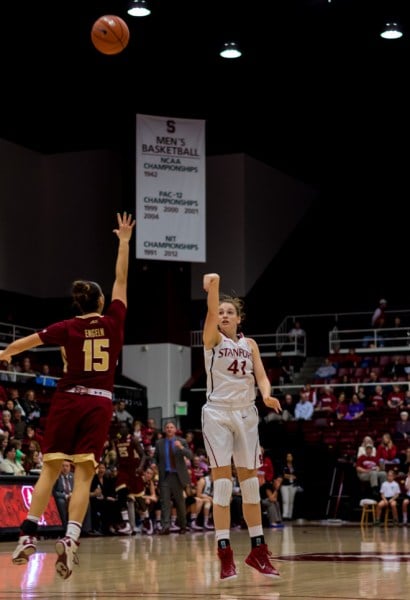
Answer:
[[166, 120, 176, 133]]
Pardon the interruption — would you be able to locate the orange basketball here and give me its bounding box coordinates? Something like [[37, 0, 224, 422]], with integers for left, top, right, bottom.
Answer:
[[91, 15, 130, 55]]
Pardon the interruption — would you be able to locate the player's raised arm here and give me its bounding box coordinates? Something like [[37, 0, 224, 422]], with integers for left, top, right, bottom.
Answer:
[[111, 212, 136, 307]]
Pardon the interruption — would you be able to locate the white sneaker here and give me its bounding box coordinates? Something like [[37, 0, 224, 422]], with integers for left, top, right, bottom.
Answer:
[[12, 535, 37, 565], [117, 522, 132, 535], [55, 536, 79, 580], [155, 522, 163, 534], [169, 523, 181, 532], [190, 521, 204, 531], [142, 518, 154, 535]]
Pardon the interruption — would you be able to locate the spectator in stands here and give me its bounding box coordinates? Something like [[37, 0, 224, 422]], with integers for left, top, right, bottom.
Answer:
[[53, 460, 74, 528], [401, 466, 410, 525], [279, 452, 302, 521], [264, 392, 295, 423], [195, 471, 215, 531], [357, 385, 368, 406], [338, 375, 353, 397], [131, 419, 143, 443], [376, 433, 400, 468], [314, 386, 337, 417], [368, 384, 386, 411], [11, 438, 26, 470], [0, 432, 8, 461], [184, 431, 196, 453], [23, 440, 43, 474], [357, 436, 376, 458], [394, 411, 410, 441], [356, 444, 386, 497], [261, 477, 283, 528], [281, 393, 296, 421], [114, 399, 133, 426], [25, 448, 43, 474], [0, 409, 15, 437], [374, 469, 401, 526], [17, 356, 37, 383], [270, 351, 292, 385], [314, 358, 337, 381], [400, 448, 410, 474], [0, 360, 12, 382], [344, 392, 365, 421], [301, 383, 317, 406], [329, 324, 340, 356], [386, 384, 405, 410], [288, 320, 305, 352], [0, 443, 26, 475], [20, 389, 41, 428], [22, 424, 44, 453], [7, 387, 26, 416], [257, 447, 275, 485], [294, 391, 314, 420], [12, 407, 26, 440], [35, 363, 57, 387], [342, 348, 361, 368], [403, 390, 410, 409], [335, 392, 349, 420], [89, 461, 118, 535], [384, 357, 406, 380], [371, 299, 387, 328]]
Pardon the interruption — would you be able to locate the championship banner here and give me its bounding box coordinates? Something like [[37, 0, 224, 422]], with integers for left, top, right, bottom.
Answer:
[[136, 114, 206, 262]]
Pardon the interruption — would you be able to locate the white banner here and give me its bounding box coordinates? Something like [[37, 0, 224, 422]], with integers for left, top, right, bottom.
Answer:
[[136, 114, 206, 262]]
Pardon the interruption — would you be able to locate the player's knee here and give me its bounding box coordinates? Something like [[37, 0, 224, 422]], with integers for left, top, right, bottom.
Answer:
[[240, 477, 260, 504], [213, 478, 233, 507]]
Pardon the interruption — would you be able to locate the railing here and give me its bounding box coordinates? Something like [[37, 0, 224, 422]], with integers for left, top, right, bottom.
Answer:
[[328, 327, 410, 354], [0, 369, 146, 407], [0, 321, 59, 352], [0, 322, 37, 346]]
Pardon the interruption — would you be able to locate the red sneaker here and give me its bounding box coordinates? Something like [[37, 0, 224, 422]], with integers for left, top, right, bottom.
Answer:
[[218, 546, 237, 580], [245, 544, 280, 578]]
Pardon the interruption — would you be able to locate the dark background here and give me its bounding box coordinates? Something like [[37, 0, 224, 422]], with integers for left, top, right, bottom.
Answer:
[[1, 0, 409, 331]]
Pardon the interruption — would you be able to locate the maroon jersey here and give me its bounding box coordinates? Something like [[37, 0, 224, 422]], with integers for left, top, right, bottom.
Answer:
[[38, 300, 126, 392], [114, 433, 145, 495]]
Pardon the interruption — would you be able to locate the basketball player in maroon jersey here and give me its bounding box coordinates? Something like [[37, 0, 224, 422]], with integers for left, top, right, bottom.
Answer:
[[0, 212, 135, 579], [114, 421, 148, 534]]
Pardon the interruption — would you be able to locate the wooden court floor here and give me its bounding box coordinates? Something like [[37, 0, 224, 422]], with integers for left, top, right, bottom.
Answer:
[[1, 524, 410, 599]]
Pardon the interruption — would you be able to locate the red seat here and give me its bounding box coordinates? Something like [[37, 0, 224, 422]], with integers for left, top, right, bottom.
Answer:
[[379, 356, 391, 367]]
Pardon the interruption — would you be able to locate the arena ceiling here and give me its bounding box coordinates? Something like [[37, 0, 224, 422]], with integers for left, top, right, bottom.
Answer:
[[1, 0, 409, 187]]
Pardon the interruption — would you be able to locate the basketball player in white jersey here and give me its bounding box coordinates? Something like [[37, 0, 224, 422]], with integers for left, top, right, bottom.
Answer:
[[202, 272, 282, 581]]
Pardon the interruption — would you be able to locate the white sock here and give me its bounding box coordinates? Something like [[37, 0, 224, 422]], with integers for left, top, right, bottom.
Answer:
[[248, 525, 263, 538], [216, 529, 230, 542], [66, 521, 82, 543]]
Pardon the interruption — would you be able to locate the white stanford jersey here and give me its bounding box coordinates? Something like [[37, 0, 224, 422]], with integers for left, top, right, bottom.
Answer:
[[204, 333, 256, 409]]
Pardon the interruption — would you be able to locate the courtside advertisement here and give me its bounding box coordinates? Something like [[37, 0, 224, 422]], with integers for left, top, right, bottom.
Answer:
[[0, 482, 62, 529]]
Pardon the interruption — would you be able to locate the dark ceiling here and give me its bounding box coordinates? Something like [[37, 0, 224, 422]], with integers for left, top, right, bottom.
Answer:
[[1, 0, 409, 187]]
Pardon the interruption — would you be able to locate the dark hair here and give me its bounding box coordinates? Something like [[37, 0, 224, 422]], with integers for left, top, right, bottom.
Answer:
[[71, 280, 103, 314], [4, 443, 16, 455]]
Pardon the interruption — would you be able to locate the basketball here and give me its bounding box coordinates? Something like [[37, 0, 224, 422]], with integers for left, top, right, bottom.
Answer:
[[91, 15, 130, 55]]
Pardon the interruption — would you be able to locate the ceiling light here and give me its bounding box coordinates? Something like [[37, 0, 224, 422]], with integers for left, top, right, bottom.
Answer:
[[380, 22, 403, 40], [127, 0, 151, 17], [220, 42, 242, 59]]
